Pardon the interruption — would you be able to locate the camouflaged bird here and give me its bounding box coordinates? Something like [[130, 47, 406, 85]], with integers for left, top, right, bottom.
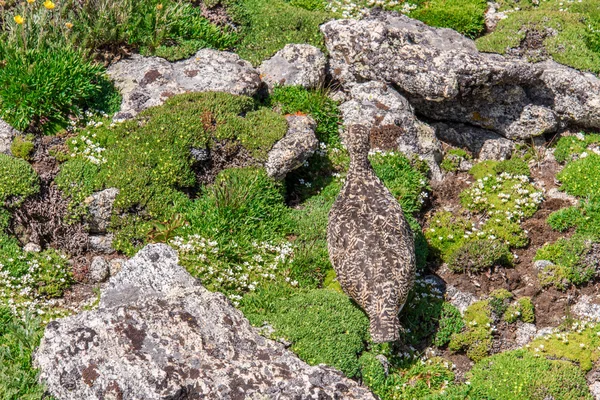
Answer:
[[327, 124, 416, 343]]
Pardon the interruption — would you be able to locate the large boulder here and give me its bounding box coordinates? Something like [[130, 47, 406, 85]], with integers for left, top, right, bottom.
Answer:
[[258, 44, 327, 90], [321, 11, 600, 140], [266, 115, 319, 180], [34, 244, 375, 400], [340, 81, 443, 180], [434, 122, 514, 161], [108, 49, 262, 120], [0, 119, 18, 155]]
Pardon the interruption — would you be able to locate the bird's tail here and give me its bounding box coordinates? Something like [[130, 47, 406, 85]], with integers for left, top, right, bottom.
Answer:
[[369, 314, 400, 343]]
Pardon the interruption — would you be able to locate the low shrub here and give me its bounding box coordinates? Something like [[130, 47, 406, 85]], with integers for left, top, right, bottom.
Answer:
[[494, 157, 531, 177], [10, 134, 35, 160], [433, 302, 464, 348], [547, 206, 583, 232], [536, 236, 595, 290], [0, 154, 39, 207], [400, 276, 445, 346], [449, 300, 492, 361], [466, 349, 592, 399], [447, 239, 512, 273], [240, 286, 370, 378], [488, 288, 513, 317]]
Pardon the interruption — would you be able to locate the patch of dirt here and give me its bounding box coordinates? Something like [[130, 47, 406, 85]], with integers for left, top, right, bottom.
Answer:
[[505, 28, 556, 63], [192, 140, 260, 186], [199, 2, 233, 27], [439, 350, 473, 381]]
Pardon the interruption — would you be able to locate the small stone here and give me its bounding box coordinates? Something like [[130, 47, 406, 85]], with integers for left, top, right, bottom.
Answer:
[[89, 235, 115, 254], [445, 284, 478, 315], [266, 115, 318, 180], [0, 119, 19, 155], [89, 256, 110, 283], [515, 322, 538, 347], [259, 44, 327, 90], [190, 147, 210, 162], [86, 188, 119, 234], [23, 243, 41, 253], [533, 259, 555, 271]]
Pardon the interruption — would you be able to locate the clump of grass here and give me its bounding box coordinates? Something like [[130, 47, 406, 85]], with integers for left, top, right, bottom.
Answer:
[[10, 134, 35, 161], [557, 153, 600, 199], [240, 285, 370, 378], [447, 239, 512, 273], [488, 288, 513, 317], [449, 300, 493, 361]]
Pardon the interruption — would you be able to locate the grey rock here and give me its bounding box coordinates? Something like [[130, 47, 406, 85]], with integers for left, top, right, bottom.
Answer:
[[340, 81, 443, 180], [589, 381, 600, 400], [108, 49, 261, 120], [85, 188, 119, 234], [546, 187, 579, 206], [259, 44, 327, 90], [484, 2, 507, 32], [321, 12, 569, 140], [34, 244, 375, 400], [23, 243, 41, 253], [445, 284, 477, 314], [572, 295, 600, 322], [266, 115, 319, 180], [534, 327, 555, 338], [89, 256, 110, 283], [89, 235, 115, 254], [587, 370, 600, 400], [190, 147, 210, 162], [0, 119, 18, 155], [533, 259, 555, 271], [515, 322, 538, 347], [108, 258, 126, 277], [434, 122, 515, 161]]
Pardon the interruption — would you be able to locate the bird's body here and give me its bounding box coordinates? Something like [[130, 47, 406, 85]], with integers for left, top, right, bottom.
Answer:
[[327, 125, 416, 343]]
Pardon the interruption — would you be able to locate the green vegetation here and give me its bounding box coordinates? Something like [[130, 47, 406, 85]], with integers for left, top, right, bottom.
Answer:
[[477, 0, 600, 74], [0, 309, 47, 400], [529, 320, 600, 372], [425, 211, 473, 262], [449, 300, 492, 361], [10, 134, 35, 161], [240, 285, 370, 378], [503, 297, 535, 323], [547, 206, 583, 232], [410, 0, 488, 38], [466, 349, 592, 399], [554, 133, 600, 163], [557, 153, 600, 199], [440, 148, 471, 172], [447, 239, 512, 273], [488, 288, 513, 317], [536, 236, 595, 290], [433, 302, 464, 347], [0, 154, 39, 208]]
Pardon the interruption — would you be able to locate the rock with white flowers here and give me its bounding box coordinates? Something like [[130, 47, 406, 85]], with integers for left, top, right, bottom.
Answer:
[[259, 44, 327, 90], [266, 115, 319, 180], [108, 49, 262, 120], [34, 244, 376, 400]]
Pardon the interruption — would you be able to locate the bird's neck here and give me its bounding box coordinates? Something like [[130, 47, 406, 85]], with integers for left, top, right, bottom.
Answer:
[[349, 155, 373, 177]]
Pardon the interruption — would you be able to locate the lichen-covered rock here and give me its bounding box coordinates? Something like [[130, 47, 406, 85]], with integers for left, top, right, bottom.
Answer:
[[88, 256, 110, 283], [85, 188, 119, 234], [88, 234, 115, 254], [259, 44, 327, 90], [34, 244, 375, 400], [321, 12, 600, 140], [434, 122, 514, 160], [340, 81, 443, 180], [484, 2, 508, 32], [445, 284, 478, 314], [0, 119, 18, 155], [515, 322, 538, 347], [108, 49, 261, 120], [266, 115, 318, 180], [572, 295, 600, 322]]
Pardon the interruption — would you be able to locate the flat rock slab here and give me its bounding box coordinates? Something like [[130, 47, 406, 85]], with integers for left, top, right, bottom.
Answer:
[[258, 44, 327, 90], [34, 244, 375, 400], [108, 49, 262, 120]]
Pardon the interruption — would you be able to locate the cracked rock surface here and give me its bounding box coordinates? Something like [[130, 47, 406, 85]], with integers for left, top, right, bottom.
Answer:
[[34, 244, 375, 400]]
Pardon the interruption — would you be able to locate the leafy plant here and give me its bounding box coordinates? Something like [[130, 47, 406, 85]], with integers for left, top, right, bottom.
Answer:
[[10, 134, 35, 160], [434, 302, 464, 348], [447, 239, 512, 273], [0, 154, 39, 207], [449, 300, 492, 361], [147, 213, 189, 243]]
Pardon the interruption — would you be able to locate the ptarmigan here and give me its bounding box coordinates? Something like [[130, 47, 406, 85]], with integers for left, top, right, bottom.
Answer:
[[327, 124, 416, 343]]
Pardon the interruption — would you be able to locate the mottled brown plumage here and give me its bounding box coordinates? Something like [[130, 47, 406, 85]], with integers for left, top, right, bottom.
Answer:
[[327, 125, 416, 343]]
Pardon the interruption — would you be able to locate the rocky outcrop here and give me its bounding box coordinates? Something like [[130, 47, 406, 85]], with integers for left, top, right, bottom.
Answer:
[[34, 244, 375, 400], [322, 11, 600, 141], [340, 81, 443, 180], [266, 115, 319, 180], [572, 295, 600, 322], [108, 49, 262, 120], [85, 188, 119, 234], [434, 122, 514, 160], [0, 119, 18, 155], [259, 44, 327, 90]]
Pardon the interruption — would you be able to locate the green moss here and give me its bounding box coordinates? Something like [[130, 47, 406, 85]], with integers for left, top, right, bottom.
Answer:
[[410, 0, 488, 38], [449, 300, 492, 361], [237, 108, 288, 160], [10, 134, 35, 161], [557, 153, 600, 199], [0, 154, 39, 208], [469, 160, 500, 180], [536, 236, 595, 290], [489, 288, 513, 317], [529, 321, 600, 372], [240, 286, 370, 378], [466, 349, 592, 399], [440, 148, 471, 172], [481, 217, 529, 248], [476, 3, 600, 74], [434, 302, 465, 348], [495, 157, 531, 177], [447, 239, 512, 273], [554, 133, 600, 163], [503, 297, 535, 324], [425, 211, 472, 262], [548, 206, 583, 232]]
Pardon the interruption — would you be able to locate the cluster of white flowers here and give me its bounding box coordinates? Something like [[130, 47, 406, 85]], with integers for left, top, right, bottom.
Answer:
[[316, 142, 328, 157], [171, 235, 296, 306], [69, 132, 107, 165], [327, 0, 413, 19]]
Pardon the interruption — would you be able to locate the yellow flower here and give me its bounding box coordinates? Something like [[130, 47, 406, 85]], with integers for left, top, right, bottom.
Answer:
[[14, 15, 24, 24], [43, 0, 55, 9], [27, 0, 35, 3], [156, 3, 163, 9], [65, 22, 73, 29]]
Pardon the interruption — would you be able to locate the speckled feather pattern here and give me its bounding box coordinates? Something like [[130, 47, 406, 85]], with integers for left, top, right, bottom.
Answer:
[[327, 125, 416, 343]]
